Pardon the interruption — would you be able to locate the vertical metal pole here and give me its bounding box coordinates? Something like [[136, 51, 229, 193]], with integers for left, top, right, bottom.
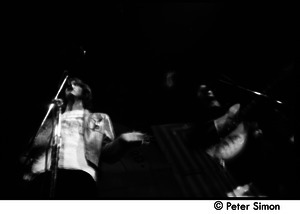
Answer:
[[49, 100, 63, 198]]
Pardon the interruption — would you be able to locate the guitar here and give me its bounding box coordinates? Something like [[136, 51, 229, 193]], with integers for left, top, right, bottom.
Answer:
[[204, 70, 291, 162], [205, 94, 262, 161]]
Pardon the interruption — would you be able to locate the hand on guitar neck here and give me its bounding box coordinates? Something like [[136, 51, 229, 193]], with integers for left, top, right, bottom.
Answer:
[[214, 103, 241, 137], [207, 103, 249, 161]]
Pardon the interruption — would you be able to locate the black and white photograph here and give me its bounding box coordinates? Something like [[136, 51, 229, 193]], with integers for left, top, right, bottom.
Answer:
[[1, 2, 297, 200]]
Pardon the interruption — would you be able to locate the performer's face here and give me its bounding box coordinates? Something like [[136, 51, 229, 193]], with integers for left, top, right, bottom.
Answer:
[[66, 80, 83, 98]]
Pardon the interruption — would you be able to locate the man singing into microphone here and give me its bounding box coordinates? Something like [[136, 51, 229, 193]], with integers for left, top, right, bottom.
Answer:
[[20, 77, 148, 199]]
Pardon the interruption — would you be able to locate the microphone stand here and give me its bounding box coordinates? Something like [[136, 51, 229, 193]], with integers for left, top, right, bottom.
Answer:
[[39, 74, 69, 130], [49, 98, 64, 198], [32, 74, 69, 198]]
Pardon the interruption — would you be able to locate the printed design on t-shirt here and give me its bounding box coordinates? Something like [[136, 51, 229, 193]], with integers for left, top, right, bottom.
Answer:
[[61, 117, 84, 135]]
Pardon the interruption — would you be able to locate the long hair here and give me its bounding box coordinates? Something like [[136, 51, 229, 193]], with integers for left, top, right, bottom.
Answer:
[[65, 77, 93, 111]]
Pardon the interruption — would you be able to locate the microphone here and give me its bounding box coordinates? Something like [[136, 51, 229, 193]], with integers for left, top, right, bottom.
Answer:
[[66, 81, 72, 91], [66, 77, 75, 91]]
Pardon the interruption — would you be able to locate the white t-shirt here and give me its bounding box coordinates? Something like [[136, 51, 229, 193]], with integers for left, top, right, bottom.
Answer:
[[32, 110, 96, 181]]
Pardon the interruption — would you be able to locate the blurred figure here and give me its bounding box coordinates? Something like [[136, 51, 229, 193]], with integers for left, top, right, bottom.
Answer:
[[187, 83, 242, 152], [20, 77, 149, 199], [186, 83, 266, 196]]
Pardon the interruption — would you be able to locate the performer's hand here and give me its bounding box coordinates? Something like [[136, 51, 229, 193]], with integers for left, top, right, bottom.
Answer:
[[215, 103, 240, 136], [120, 131, 150, 146]]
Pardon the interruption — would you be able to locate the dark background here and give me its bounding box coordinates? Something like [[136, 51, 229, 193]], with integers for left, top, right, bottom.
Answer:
[[1, 2, 297, 198]]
